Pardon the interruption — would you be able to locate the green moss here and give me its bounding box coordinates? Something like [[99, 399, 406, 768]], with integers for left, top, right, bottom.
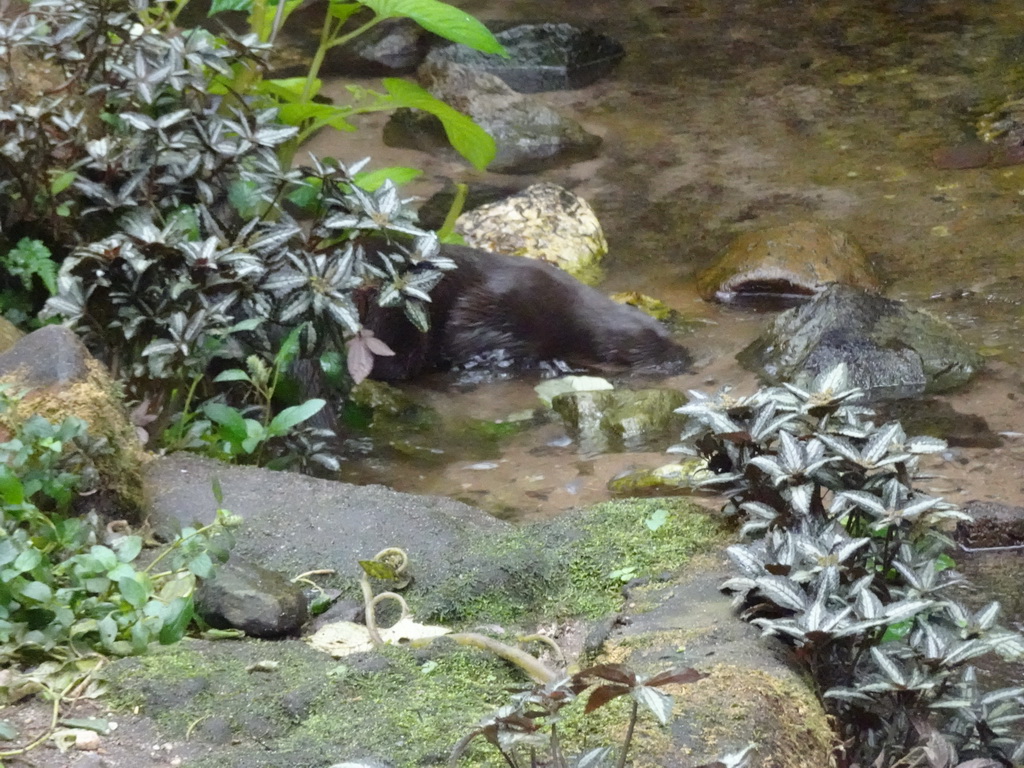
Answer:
[[419, 497, 727, 625], [543, 498, 728, 618], [107, 638, 534, 767]]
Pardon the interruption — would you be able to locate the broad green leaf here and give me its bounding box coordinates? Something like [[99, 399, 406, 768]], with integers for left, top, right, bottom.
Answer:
[[382, 78, 495, 170], [49, 170, 77, 195], [19, 580, 52, 602], [0, 720, 18, 741], [0, 466, 25, 504], [228, 179, 263, 219], [118, 575, 149, 609], [113, 535, 143, 563], [257, 77, 320, 103], [327, 1, 361, 22], [13, 547, 42, 573], [90, 544, 118, 571], [278, 102, 355, 131], [359, 0, 505, 54], [267, 399, 326, 435], [353, 166, 423, 191], [213, 369, 252, 383], [209, 0, 251, 14], [188, 552, 215, 579], [159, 597, 195, 645], [98, 614, 118, 647], [645, 508, 669, 531], [203, 403, 249, 442]]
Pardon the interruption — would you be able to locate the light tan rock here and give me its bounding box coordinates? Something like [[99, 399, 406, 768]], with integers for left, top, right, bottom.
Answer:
[[697, 220, 880, 302], [456, 182, 607, 284]]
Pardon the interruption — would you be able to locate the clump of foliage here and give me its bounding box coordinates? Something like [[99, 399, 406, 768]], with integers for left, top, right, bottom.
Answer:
[[0, 0, 502, 465], [0, 386, 238, 669], [676, 366, 1024, 768]]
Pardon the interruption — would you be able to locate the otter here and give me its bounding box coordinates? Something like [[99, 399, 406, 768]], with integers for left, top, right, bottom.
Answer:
[[362, 244, 691, 380]]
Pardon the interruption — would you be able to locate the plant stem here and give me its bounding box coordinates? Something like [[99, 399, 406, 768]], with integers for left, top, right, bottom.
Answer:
[[615, 700, 639, 768]]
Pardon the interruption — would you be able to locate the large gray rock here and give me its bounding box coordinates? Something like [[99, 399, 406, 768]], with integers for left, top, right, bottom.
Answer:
[[383, 61, 601, 174], [424, 22, 624, 93], [142, 453, 510, 600], [738, 284, 983, 400]]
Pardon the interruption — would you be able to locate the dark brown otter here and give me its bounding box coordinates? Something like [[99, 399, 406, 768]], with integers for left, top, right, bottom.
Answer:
[[363, 244, 691, 380]]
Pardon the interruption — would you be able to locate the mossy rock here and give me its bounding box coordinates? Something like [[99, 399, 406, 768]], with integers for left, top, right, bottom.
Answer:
[[0, 326, 146, 518], [697, 220, 879, 302]]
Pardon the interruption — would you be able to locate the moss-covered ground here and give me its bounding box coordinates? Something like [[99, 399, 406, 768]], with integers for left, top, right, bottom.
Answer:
[[103, 497, 731, 767]]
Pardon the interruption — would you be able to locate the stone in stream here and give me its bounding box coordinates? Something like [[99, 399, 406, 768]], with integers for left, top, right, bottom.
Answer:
[[383, 61, 601, 174], [738, 284, 983, 401], [696, 220, 880, 303], [424, 22, 625, 93], [455, 183, 608, 284]]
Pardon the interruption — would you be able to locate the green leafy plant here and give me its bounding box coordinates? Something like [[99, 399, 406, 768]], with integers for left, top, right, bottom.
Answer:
[[0, 0, 501, 465], [191, 0, 504, 164], [0, 238, 56, 325], [0, 387, 240, 668], [676, 365, 1024, 768]]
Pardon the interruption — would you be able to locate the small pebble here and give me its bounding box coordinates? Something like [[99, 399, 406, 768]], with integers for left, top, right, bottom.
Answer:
[[74, 730, 101, 751]]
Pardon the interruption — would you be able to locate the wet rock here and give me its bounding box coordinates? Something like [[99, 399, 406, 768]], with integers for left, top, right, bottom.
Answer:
[[424, 22, 625, 93], [0, 325, 145, 518], [0, 324, 91, 387], [551, 388, 687, 454], [455, 183, 607, 282], [696, 221, 880, 302], [956, 501, 1024, 549], [321, 18, 427, 76], [383, 62, 601, 174], [607, 460, 714, 496], [738, 284, 983, 400], [195, 559, 309, 638]]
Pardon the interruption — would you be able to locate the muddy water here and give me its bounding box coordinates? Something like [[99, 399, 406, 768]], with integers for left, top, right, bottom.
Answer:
[[302, 0, 1024, 522]]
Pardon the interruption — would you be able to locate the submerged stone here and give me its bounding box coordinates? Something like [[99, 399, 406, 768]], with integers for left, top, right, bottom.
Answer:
[[738, 284, 983, 400], [455, 183, 607, 282], [551, 388, 687, 454], [697, 221, 880, 303], [384, 62, 602, 174], [424, 22, 625, 93], [607, 459, 713, 496]]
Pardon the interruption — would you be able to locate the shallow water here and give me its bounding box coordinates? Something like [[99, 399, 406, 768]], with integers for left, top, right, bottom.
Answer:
[[301, 0, 1024, 522]]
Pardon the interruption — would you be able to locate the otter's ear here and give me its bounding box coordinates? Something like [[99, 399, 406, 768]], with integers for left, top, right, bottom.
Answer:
[[346, 328, 396, 384]]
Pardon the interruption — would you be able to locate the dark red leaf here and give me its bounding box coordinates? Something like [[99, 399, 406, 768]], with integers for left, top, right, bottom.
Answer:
[[646, 667, 707, 688], [577, 663, 637, 686], [584, 684, 630, 714]]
